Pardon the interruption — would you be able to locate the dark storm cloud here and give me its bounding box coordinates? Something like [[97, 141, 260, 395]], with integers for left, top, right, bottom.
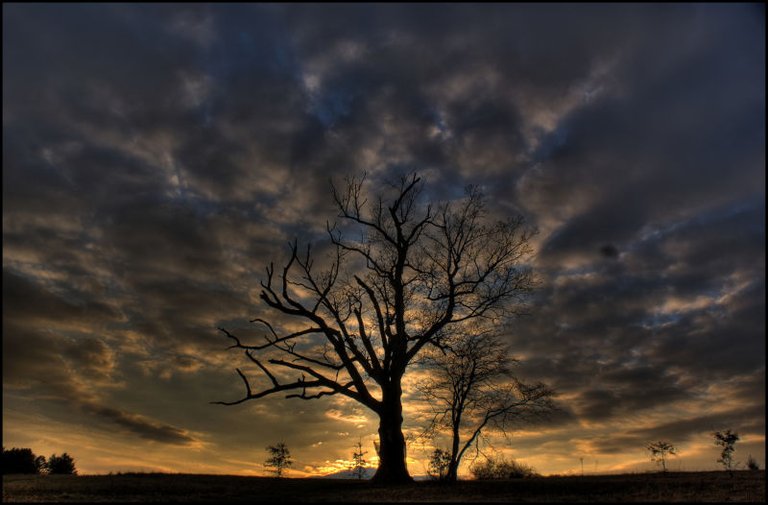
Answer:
[[2, 269, 118, 326], [79, 403, 196, 446], [2, 2, 764, 473], [2, 291, 196, 446], [533, 5, 764, 262], [510, 190, 764, 396], [295, 5, 617, 178], [588, 402, 767, 456], [627, 404, 767, 443]]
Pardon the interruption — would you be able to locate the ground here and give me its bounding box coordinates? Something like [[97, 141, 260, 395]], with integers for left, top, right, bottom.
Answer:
[[2, 471, 765, 502]]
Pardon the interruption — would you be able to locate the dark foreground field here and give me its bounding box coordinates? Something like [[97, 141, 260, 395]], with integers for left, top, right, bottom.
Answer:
[[3, 470, 765, 503]]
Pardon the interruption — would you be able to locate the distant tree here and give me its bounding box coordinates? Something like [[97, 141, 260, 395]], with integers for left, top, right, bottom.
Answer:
[[427, 448, 451, 481], [351, 439, 368, 479], [416, 330, 555, 482], [2, 448, 42, 474], [46, 453, 77, 475], [714, 430, 739, 473], [647, 441, 676, 472], [35, 455, 47, 474], [746, 455, 759, 471], [265, 442, 292, 478], [470, 454, 537, 480], [215, 173, 537, 484]]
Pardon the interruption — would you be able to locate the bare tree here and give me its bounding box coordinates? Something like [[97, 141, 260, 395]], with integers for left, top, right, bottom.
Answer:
[[215, 173, 536, 484], [265, 442, 292, 478], [416, 330, 554, 482], [647, 441, 676, 472]]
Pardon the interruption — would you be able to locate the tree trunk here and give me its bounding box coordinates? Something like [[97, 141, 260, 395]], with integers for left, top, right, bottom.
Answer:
[[371, 382, 413, 484], [444, 434, 461, 482], [445, 404, 463, 483], [446, 461, 459, 483]]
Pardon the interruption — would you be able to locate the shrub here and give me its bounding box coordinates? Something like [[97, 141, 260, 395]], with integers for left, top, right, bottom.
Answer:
[[470, 455, 538, 480], [46, 453, 77, 475], [747, 455, 759, 471]]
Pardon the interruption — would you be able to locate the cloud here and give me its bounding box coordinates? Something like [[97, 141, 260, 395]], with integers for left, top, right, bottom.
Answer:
[[2, 3, 764, 475], [2, 269, 119, 327], [627, 404, 767, 443], [79, 402, 197, 446]]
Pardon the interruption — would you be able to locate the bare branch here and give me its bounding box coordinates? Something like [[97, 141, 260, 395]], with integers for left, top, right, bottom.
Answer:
[[216, 172, 537, 485]]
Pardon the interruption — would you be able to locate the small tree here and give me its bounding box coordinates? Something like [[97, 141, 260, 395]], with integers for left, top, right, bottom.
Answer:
[[416, 331, 554, 482], [351, 439, 368, 479], [714, 430, 739, 473], [265, 442, 292, 478], [746, 455, 759, 471], [647, 441, 676, 472], [46, 453, 77, 475], [427, 448, 451, 481]]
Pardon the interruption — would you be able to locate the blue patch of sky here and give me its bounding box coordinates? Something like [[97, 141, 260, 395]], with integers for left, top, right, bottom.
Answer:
[[687, 195, 765, 229], [181, 193, 225, 219], [637, 312, 683, 332], [530, 123, 570, 163], [633, 194, 765, 248], [309, 88, 356, 128], [426, 106, 450, 139], [191, 9, 307, 125]]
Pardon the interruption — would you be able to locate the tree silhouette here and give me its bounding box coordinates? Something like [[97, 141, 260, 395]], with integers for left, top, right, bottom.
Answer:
[[714, 430, 739, 474], [2, 448, 43, 474], [264, 442, 292, 478], [215, 173, 536, 484], [35, 455, 47, 474], [416, 330, 554, 482], [46, 453, 77, 475], [647, 441, 676, 472], [427, 448, 451, 481], [351, 439, 368, 479], [470, 454, 537, 479]]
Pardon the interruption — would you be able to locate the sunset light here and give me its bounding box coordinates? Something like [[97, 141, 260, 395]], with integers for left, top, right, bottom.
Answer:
[[3, 3, 764, 498]]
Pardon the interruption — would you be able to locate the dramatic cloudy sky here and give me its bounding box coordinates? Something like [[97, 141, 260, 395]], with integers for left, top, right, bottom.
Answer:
[[3, 4, 765, 477]]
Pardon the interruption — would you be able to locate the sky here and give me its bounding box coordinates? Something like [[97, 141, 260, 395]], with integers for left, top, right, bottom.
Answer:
[[2, 3, 765, 478]]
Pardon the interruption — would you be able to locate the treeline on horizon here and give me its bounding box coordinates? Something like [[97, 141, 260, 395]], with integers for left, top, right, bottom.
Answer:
[[2, 447, 77, 475]]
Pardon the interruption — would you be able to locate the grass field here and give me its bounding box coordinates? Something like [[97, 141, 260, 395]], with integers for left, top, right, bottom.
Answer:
[[3, 470, 765, 502]]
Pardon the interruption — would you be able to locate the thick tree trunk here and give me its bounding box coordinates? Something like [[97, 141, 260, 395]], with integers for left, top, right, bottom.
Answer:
[[445, 406, 462, 483], [371, 382, 413, 484], [446, 459, 459, 483], [445, 435, 461, 482]]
